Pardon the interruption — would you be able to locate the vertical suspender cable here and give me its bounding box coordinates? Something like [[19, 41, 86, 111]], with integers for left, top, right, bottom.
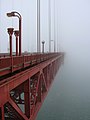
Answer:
[[56, 1, 59, 52], [54, 0, 56, 52], [37, 0, 41, 52], [0, 0, 1, 52], [48, 0, 51, 52], [11, 0, 14, 53], [12, 0, 13, 26]]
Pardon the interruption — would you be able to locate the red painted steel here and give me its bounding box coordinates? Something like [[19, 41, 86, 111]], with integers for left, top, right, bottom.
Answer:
[[7, 11, 22, 56], [0, 53, 62, 77], [14, 30, 19, 56], [0, 53, 64, 120], [7, 28, 14, 57]]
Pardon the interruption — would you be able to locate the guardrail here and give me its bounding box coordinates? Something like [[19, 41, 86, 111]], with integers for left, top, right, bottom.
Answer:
[[0, 52, 63, 77]]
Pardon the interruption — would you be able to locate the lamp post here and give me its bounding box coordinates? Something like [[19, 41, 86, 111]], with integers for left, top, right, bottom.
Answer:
[[7, 28, 14, 57], [50, 40, 55, 52], [7, 11, 22, 56], [14, 30, 19, 56], [42, 40, 45, 53]]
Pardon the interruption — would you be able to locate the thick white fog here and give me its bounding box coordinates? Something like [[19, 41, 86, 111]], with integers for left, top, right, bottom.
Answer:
[[60, 0, 90, 53], [0, 0, 37, 52], [1, 1, 90, 119], [0, 0, 90, 55]]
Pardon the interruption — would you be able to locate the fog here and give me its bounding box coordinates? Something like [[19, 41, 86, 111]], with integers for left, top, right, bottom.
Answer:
[[1, 0, 90, 119], [0, 0, 55, 52], [60, 0, 90, 58], [0, 0, 90, 54], [1, 0, 90, 70]]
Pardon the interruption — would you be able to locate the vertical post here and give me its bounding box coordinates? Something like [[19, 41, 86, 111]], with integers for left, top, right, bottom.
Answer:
[[50, 40, 55, 52], [7, 12, 22, 56], [19, 19, 21, 56], [49, 0, 51, 52], [38, 76, 41, 102], [56, 3, 59, 52], [54, 40, 55, 52], [42, 41, 45, 53], [14, 31, 19, 56], [46, 66, 49, 88], [37, 0, 41, 52], [47, 65, 50, 87], [54, 0, 56, 52], [24, 79, 30, 118], [1, 106, 4, 120], [7, 28, 14, 57], [16, 35, 18, 56], [0, 108, 1, 120]]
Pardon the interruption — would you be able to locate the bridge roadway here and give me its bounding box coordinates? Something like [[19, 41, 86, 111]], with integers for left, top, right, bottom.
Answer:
[[0, 52, 64, 120]]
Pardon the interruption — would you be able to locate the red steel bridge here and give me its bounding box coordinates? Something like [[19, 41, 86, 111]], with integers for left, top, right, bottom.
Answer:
[[0, 51, 64, 120], [0, 7, 64, 120]]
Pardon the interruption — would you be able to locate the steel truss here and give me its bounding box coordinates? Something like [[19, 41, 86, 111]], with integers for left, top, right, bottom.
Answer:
[[0, 54, 64, 120]]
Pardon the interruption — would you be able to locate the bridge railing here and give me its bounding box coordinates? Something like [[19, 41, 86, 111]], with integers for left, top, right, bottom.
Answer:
[[0, 52, 63, 77], [0, 57, 11, 69]]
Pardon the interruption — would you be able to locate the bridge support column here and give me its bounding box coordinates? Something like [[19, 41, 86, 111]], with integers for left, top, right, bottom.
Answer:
[[24, 79, 30, 118], [1, 106, 4, 120], [37, 74, 42, 102]]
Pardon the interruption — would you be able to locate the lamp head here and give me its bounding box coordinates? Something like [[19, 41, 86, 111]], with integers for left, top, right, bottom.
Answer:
[[7, 12, 15, 17], [14, 30, 19, 36], [7, 28, 14, 35], [42, 41, 45, 44]]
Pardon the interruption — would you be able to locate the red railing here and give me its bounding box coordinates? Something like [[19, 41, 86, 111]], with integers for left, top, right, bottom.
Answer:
[[0, 53, 62, 77], [0, 57, 11, 69]]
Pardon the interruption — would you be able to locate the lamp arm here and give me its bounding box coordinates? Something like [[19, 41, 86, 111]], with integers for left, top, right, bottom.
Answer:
[[12, 11, 22, 19]]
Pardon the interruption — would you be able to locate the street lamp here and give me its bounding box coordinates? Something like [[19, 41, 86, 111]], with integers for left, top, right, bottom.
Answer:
[[7, 11, 22, 56], [42, 40, 45, 53], [14, 30, 19, 56], [7, 28, 14, 57], [50, 40, 55, 52]]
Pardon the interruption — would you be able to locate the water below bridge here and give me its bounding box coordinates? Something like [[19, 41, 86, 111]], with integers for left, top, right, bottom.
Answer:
[[36, 51, 90, 120]]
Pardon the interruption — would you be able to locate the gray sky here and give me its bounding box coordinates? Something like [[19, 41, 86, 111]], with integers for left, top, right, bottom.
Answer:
[[0, 0, 90, 55]]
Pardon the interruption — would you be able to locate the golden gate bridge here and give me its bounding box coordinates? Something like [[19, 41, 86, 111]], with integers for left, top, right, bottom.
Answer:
[[0, 0, 64, 120]]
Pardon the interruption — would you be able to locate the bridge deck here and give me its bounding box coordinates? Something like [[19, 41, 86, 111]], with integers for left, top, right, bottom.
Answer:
[[0, 53, 64, 120]]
